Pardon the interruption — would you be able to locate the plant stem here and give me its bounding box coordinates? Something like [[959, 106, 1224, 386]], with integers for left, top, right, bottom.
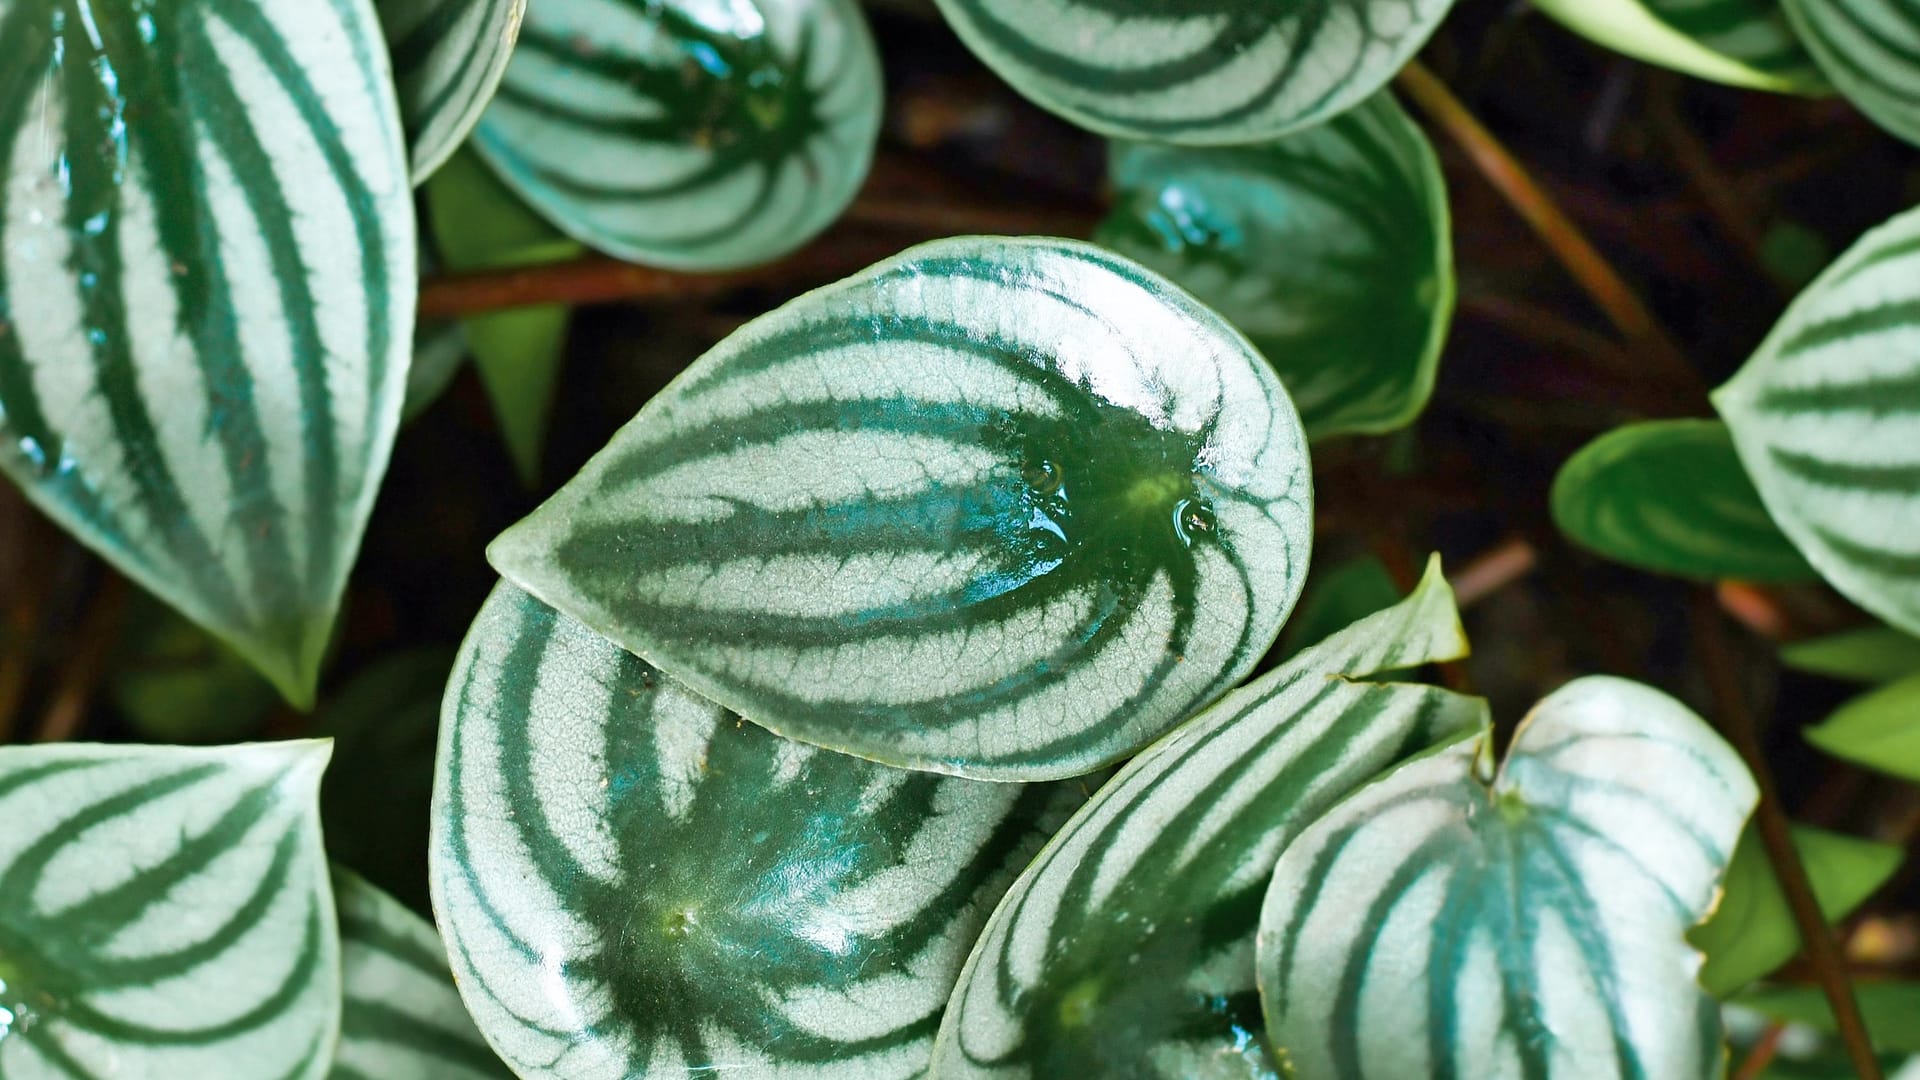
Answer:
[[1451, 535, 1538, 609], [1396, 61, 1703, 395], [1731, 1022, 1787, 1080], [1692, 593, 1884, 1080], [33, 573, 128, 745]]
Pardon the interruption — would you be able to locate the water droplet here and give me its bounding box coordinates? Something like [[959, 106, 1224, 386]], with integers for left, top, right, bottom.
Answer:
[[1173, 498, 1216, 545], [1023, 457, 1061, 495]]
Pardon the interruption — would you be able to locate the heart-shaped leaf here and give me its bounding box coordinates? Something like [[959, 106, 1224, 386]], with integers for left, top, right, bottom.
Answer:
[[376, 0, 527, 181], [1714, 205, 1920, 637], [429, 583, 1089, 1079], [488, 237, 1313, 780], [1532, 0, 1828, 93], [1806, 671, 1920, 781], [1258, 676, 1757, 1080], [1097, 91, 1454, 440], [331, 868, 509, 1079], [931, 558, 1486, 1079], [1552, 419, 1815, 582], [472, 0, 883, 271], [1781, 625, 1920, 684], [0, 0, 417, 707], [931, 0, 1458, 145], [1783, 0, 1920, 146], [0, 741, 338, 1078]]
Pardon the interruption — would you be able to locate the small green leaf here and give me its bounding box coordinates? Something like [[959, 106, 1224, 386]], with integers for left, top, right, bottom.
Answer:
[[1714, 205, 1920, 637], [932, 559, 1486, 1079], [1280, 554, 1404, 659], [108, 591, 281, 745], [375, 0, 527, 180], [473, 0, 883, 270], [931, 0, 1459, 144], [330, 868, 510, 1079], [1532, 0, 1829, 93], [0, 0, 418, 708], [1784, 0, 1920, 147], [0, 741, 339, 1078], [1739, 982, 1920, 1055], [1552, 419, 1816, 582], [1781, 625, 1920, 684], [1097, 92, 1454, 440], [1690, 824, 1904, 996], [1258, 676, 1758, 1079], [1806, 671, 1920, 781], [430, 583, 1087, 1078], [489, 237, 1314, 780]]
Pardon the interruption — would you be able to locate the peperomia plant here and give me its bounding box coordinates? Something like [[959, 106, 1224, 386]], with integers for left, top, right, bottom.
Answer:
[[3, 0, 1919, 1078]]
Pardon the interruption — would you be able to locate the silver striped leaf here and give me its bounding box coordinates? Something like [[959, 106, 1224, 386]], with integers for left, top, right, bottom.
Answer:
[[0, 741, 338, 1079], [929, 0, 1459, 145], [0, 0, 417, 708], [1784, 0, 1920, 146], [486, 237, 1313, 780], [1713, 205, 1920, 637], [472, 0, 883, 271], [428, 583, 1090, 1079], [1097, 91, 1454, 440], [376, 0, 528, 181], [1257, 676, 1758, 1080], [931, 558, 1488, 1080], [1533, 0, 1827, 93], [330, 868, 510, 1080]]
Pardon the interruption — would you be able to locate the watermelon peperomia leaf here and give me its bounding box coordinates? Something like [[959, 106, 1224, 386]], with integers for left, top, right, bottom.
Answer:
[[488, 236, 1314, 780], [0, 741, 338, 1079], [1532, 0, 1828, 93], [1257, 676, 1757, 1079], [428, 583, 1087, 1078], [375, 0, 527, 181], [0, 0, 417, 708], [1783, 0, 1920, 147]]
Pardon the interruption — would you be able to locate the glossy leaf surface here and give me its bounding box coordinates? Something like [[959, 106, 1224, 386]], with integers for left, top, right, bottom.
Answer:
[[0, 741, 337, 1078], [932, 559, 1485, 1079], [331, 868, 509, 1080], [1097, 92, 1453, 440], [931, 0, 1457, 145], [0, 0, 417, 707], [376, 0, 527, 180], [429, 583, 1088, 1079], [1259, 676, 1758, 1079], [1806, 672, 1920, 781], [1784, 0, 1920, 146], [1533, 0, 1827, 92], [1714, 205, 1920, 636], [1781, 625, 1920, 683], [1551, 419, 1815, 582], [489, 237, 1313, 780], [474, 0, 883, 270]]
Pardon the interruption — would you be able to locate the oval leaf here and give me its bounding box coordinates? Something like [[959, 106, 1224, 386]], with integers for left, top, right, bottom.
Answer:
[[0, 741, 338, 1078], [331, 868, 509, 1080], [472, 0, 883, 271], [930, 0, 1458, 145], [0, 0, 417, 707], [1806, 671, 1920, 782], [487, 237, 1313, 780], [1257, 676, 1758, 1080], [429, 583, 1088, 1078], [377, 0, 527, 181], [1552, 419, 1815, 582], [1784, 0, 1920, 146], [1097, 91, 1454, 440], [1532, 0, 1828, 93], [932, 559, 1487, 1079], [1714, 205, 1920, 636]]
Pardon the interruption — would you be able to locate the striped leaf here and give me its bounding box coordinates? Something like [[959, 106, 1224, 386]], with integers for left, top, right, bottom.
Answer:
[[0, 0, 417, 708], [488, 237, 1313, 780], [931, 558, 1487, 1079], [1713, 205, 1920, 637], [1097, 91, 1454, 440], [1257, 676, 1758, 1080], [331, 868, 509, 1080], [472, 0, 883, 271], [1784, 0, 1920, 146], [429, 583, 1088, 1078], [376, 0, 527, 181], [0, 740, 338, 1079], [1533, 0, 1827, 93], [930, 0, 1459, 145], [1551, 419, 1815, 582]]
